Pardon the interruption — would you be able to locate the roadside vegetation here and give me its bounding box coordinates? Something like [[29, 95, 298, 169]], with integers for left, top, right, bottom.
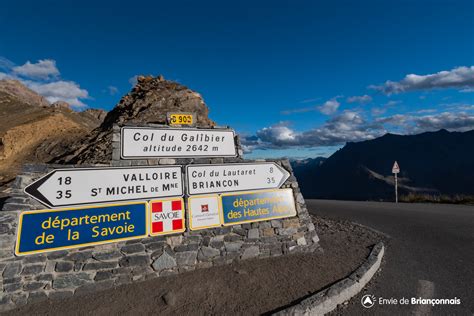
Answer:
[[400, 193, 474, 205]]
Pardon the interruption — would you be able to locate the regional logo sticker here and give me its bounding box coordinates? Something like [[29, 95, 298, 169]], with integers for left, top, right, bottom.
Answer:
[[188, 195, 221, 230], [149, 198, 185, 236]]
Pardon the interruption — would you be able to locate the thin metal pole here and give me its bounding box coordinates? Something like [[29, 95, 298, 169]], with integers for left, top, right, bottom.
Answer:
[[395, 173, 398, 203]]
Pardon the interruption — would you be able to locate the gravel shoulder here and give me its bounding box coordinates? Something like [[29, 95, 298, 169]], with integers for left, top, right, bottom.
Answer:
[[6, 216, 385, 315]]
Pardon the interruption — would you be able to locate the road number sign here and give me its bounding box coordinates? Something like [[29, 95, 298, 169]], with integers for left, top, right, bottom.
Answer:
[[121, 127, 237, 159], [168, 113, 194, 126], [24, 166, 183, 208], [186, 162, 290, 195]]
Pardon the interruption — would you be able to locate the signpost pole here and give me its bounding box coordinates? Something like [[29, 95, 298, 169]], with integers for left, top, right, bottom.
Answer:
[[392, 161, 400, 203], [395, 172, 398, 203]]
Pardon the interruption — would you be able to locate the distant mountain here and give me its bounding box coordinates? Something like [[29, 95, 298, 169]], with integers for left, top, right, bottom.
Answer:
[[0, 79, 50, 107], [291, 157, 326, 174], [0, 79, 105, 188], [293, 130, 474, 201]]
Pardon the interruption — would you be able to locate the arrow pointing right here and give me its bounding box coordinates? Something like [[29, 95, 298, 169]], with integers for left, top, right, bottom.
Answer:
[[186, 162, 290, 195]]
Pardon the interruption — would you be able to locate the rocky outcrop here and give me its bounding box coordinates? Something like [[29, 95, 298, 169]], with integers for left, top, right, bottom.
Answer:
[[102, 75, 214, 128], [56, 75, 216, 164], [81, 109, 107, 122], [51, 101, 71, 110]]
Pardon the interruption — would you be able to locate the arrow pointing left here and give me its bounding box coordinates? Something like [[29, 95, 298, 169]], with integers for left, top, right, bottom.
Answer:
[[24, 166, 183, 208]]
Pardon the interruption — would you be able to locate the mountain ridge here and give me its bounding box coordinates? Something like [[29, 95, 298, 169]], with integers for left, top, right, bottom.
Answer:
[[0, 79, 105, 188], [293, 129, 474, 201]]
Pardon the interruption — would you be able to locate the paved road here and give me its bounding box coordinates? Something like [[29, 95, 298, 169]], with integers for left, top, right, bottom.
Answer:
[[306, 200, 474, 315]]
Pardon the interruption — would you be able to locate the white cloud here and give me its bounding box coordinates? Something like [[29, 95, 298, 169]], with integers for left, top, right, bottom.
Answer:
[[13, 59, 60, 79], [347, 94, 372, 104], [299, 97, 321, 104], [243, 111, 385, 151], [412, 112, 474, 132], [0, 72, 10, 80], [414, 109, 437, 114], [244, 111, 474, 152], [370, 100, 401, 117], [0, 56, 14, 70], [282, 97, 341, 115], [0, 57, 90, 108], [256, 123, 296, 143], [26, 80, 89, 107], [375, 111, 474, 133], [371, 107, 387, 116], [454, 104, 474, 111], [281, 106, 317, 115], [370, 66, 474, 94], [385, 100, 401, 107], [108, 85, 119, 95], [318, 99, 340, 115]]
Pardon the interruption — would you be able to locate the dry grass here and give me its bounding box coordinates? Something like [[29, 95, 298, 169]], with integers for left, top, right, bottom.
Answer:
[[400, 192, 474, 205]]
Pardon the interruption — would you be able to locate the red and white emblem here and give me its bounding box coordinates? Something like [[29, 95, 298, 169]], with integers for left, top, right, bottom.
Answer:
[[150, 198, 185, 235]]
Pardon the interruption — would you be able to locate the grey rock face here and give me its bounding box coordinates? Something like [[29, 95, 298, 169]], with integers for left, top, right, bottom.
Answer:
[[152, 252, 177, 271], [175, 251, 197, 266], [119, 255, 149, 267], [224, 241, 244, 252], [241, 246, 260, 260], [53, 273, 91, 289], [55, 262, 73, 272], [198, 246, 220, 260], [247, 228, 260, 239], [3, 263, 21, 278]]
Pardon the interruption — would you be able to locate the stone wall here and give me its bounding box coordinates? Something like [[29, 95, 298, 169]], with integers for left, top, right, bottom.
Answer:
[[0, 124, 320, 311]]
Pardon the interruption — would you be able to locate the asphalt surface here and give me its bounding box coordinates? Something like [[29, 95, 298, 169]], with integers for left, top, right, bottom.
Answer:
[[306, 200, 474, 316]]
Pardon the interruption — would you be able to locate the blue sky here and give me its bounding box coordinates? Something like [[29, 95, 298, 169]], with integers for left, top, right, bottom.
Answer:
[[1, 0, 473, 159]]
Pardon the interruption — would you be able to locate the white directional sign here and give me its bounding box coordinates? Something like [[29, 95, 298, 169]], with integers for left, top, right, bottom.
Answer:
[[121, 127, 237, 159], [186, 162, 290, 195], [392, 161, 400, 174], [24, 166, 183, 208]]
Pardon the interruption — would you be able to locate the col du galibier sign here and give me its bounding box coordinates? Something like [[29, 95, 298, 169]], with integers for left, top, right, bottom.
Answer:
[[120, 127, 237, 159]]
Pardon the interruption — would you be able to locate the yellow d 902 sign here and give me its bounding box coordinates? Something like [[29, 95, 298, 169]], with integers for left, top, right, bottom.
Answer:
[[169, 113, 194, 126]]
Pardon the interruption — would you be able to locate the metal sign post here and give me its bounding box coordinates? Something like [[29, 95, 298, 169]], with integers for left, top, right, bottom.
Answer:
[[392, 161, 400, 203]]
